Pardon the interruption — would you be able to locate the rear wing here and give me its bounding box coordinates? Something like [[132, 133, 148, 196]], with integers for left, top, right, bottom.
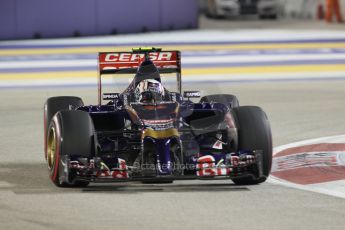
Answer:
[[97, 49, 181, 105]]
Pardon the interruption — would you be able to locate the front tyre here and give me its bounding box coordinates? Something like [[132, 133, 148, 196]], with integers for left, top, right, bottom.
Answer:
[[231, 106, 272, 185], [47, 110, 94, 187], [44, 96, 84, 158]]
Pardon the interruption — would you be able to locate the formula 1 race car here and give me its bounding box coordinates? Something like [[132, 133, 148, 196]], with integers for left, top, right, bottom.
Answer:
[[43, 47, 272, 187]]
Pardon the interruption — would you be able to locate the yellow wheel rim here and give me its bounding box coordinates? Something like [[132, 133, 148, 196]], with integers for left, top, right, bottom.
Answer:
[[47, 126, 57, 171]]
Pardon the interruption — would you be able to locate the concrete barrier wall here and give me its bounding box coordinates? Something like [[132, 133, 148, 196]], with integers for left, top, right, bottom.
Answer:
[[0, 0, 199, 40]]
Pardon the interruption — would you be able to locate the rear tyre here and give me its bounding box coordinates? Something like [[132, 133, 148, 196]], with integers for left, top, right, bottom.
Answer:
[[200, 94, 239, 108], [230, 106, 272, 185], [44, 96, 84, 158], [47, 110, 94, 187]]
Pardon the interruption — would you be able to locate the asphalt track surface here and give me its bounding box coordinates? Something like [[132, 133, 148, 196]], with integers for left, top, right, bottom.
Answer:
[[1, 80, 345, 230]]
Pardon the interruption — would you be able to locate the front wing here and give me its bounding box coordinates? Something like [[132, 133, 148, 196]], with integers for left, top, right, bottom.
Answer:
[[58, 151, 263, 184]]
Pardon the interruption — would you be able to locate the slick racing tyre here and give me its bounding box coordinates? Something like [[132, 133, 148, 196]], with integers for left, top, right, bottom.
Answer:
[[46, 110, 94, 187], [200, 94, 239, 109], [44, 96, 84, 158], [230, 106, 272, 185]]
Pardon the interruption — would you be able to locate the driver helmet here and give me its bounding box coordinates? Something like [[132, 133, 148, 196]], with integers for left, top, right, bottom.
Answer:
[[135, 79, 164, 102]]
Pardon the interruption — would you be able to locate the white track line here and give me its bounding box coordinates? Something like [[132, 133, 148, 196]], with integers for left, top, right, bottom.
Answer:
[[2, 30, 345, 46], [3, 53, 345, 69], [2, 72, 345, 88], [268, 134, 345, 199]]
